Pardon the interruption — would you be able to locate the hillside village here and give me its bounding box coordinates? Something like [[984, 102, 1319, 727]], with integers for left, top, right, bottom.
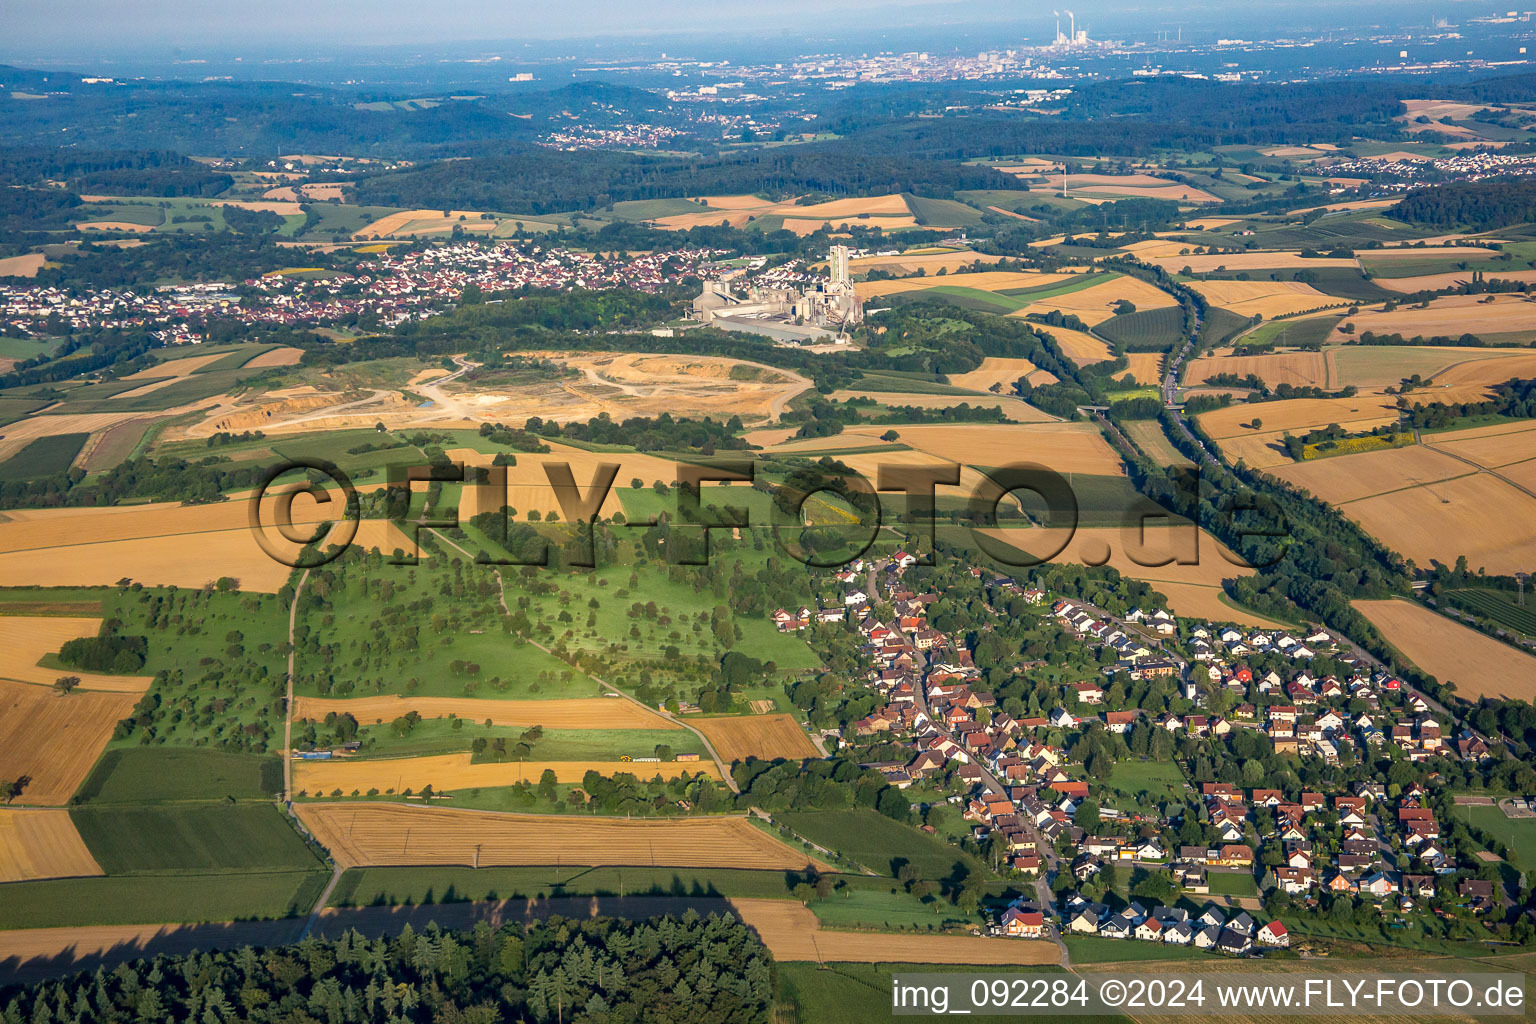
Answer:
[[772, 548, 1526, 956]]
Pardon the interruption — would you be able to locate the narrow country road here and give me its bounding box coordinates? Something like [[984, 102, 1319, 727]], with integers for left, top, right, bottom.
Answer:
[[282, 567, 310, 805]]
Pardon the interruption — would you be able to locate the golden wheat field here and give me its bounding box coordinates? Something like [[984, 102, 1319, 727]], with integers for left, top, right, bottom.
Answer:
[[813, 422, 1125, 474], [726, 898, 1060, 964], [294, 753, 719, 795], [946, 357, 1056, 392], [1121, 352, 1166, 386], [1340, 472, 1536, 575], [855, 270, 1070, 300], [295, 803, 826, 870], [0, 680, 140, 805], [1025, 324, 1115, 365], [0, 809, 104, 882], [1337, 294, 1536, 341], [1190, 279, 1338, 318], [1019, 275, 1178, 326], [120, 353, 228, 380], [243, 346, 304, 368], [0, 616, 152, 692], [1267, 444, 1470, 505], [1356, 599, 1536, 698], [693, 714, 819, 763], [293, 695, 679, 730], [1186, 348, 1330, 389]]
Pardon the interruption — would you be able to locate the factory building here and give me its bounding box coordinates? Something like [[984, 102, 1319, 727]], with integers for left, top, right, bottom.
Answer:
[[691, 244, 862, 344]]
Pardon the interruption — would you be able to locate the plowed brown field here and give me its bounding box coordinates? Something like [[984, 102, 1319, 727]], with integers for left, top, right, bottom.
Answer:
[[295, 802, 827, 870]]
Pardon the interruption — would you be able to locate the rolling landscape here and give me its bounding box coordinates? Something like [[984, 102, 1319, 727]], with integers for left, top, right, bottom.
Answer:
[[5, 1, 1536, 1019]]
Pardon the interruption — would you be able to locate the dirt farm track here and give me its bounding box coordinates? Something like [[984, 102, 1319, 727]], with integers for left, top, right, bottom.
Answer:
[[295, 802, 829, 871]]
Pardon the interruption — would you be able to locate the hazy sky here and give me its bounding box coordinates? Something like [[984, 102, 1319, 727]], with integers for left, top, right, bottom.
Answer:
[[3, 0, 1445, 58]]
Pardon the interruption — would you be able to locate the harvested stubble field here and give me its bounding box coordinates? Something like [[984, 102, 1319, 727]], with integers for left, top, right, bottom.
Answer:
[[1337, 294, 1536, 342], [1018, 276, 1177, 327], [1339, 472, 1536, 575], [776, 422, 1124, 474], [1326, 345, 1530, 389], [979, 524, 1258, 594], [1027, 324, 1115, 365], [1186, 348, 1329, 389], [725, 898, 1058, 964], [693, 714, 819, 763], [293, 753, 719, 795], [243, 346, 303, 368], [856, 270, 1070, 300], [946, 356, 1057, 392], [849, 250, 1002, 276], [1267, 444, 1470, 505], [1123, 420, 1193, 467], [451, 442, 687, 519], [0, 529, 293, 593], [0, 679, 140, 805], [295, 803, 826, 870], [120, 353, 229, 380], [1426, 419, 1536, 468], [1152, 251, 1360, 274], [1356, 599, 1536, 698], [293, 695, 679, 730], [782, 215, 917, 234], [1189, 279, 1338, 318], [649, 193, 914, 232], [0, 411, 159, 465], [1197, 394, 1403, 470], [0, 809, 103, 882], [0, 615, 152, 692], [1379, 268, 1536, 292], [1121, 353, 1165, 386], [355, 209, 494, 238], [826, 391, 1048, 419]]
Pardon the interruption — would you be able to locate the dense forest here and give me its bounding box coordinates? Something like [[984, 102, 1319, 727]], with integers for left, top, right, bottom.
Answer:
[[352, 146, 1016, 214], [1391, 177, 1536, 230], [0, 915, 775, 1023], [0, 148, 232, 196]]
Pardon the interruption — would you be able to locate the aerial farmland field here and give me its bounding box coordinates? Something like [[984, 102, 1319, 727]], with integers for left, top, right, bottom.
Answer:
[[295, 803, 827, 870]]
